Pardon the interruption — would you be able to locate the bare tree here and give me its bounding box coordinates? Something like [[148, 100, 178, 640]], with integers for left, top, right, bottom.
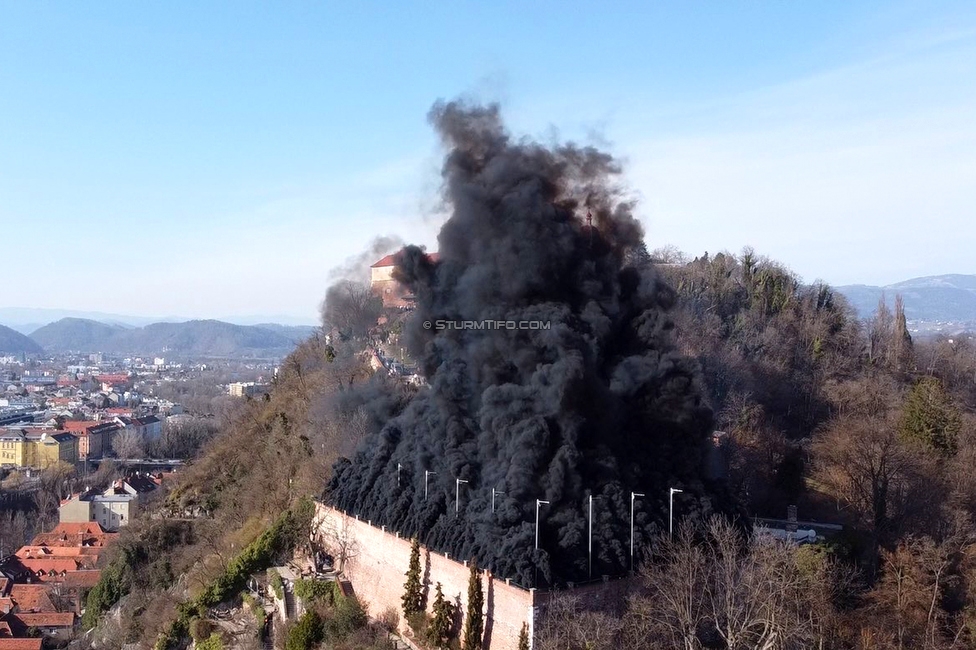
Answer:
[[870, 534, 971, 650], [321, 280, 383, 340], [316, 509, 360, 574], [629, 517, 847, 650], [34, 462, 77, 530], [0, 509, 31, 557], [536, 596, 622, 650], [812, 416, 939, 553], [625, 524, 707, 650], [113, 428, 145, 459]]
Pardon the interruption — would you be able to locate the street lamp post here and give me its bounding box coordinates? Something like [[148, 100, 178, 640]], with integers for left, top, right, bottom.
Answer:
[[455, 478, 468, 516], [669, 487, 684, 540], [424, 470, 437, 501], [491, 487, 505, 513], [588, 494, 594, 579], [535, 499, 550, 550], [630, 491, 645, 572]]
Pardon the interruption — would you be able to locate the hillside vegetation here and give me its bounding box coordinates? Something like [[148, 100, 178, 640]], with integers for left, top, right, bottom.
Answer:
[[85, 248, 976, 650]]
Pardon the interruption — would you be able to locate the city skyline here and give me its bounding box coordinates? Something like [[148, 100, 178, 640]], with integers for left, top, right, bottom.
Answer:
[[2, 1, 974, 321]]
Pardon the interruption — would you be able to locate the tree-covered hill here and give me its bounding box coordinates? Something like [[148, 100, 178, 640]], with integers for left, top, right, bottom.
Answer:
[[0, 322, 44, 354], [28, 317, 307, 358]]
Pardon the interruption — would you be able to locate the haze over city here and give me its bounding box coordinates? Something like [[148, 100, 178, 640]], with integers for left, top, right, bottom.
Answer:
[[2, 1, 975, 323]]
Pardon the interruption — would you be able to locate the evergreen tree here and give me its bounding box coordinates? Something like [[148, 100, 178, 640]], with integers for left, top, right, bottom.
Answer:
[[517, 622, 529, 650], [462, 560, 484, 650], [402, 537, 423, 618], [899, 376, 961, 456], [426, 582, 455, 649]]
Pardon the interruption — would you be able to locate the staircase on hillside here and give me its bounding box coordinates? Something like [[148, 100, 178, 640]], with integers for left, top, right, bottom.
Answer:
[[283, 583, 297, 620]]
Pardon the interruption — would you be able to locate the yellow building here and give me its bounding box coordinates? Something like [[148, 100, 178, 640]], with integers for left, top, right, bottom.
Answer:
[[30, 431, 78, 468], [0, 428, 27, 466], [0, 428, 78, 469]]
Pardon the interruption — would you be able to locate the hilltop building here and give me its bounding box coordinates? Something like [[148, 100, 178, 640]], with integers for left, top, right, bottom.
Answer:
[[370, 251, 439, 308]]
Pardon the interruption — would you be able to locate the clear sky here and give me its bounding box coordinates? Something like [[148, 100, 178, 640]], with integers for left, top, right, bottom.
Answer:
[[2, 1, 974, 324]]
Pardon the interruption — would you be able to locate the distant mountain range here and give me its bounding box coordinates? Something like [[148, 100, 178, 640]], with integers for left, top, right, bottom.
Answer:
[[0, 307, 317, 335], [0, 324, 44, 355], [836, 274, 976, 327], [4, 273, 972, 355], [13, 318, 317, 358]]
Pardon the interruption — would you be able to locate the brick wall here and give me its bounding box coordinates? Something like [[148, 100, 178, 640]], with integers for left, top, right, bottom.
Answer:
[[314, 503, 533, 650]]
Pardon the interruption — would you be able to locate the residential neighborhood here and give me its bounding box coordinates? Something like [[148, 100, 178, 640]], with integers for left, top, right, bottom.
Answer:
[[0, 521, 118, 649], [0, 351, 272, 648]]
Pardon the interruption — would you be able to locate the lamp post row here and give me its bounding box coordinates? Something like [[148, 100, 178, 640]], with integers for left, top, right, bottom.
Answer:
[[409, 464, 682, 571]]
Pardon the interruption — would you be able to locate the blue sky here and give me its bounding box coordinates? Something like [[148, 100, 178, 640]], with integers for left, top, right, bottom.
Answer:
[[2, 1, 974, 323]]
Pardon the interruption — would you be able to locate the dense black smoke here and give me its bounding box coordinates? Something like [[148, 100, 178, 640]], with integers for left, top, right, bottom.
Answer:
[[328, 101, 719, 586]]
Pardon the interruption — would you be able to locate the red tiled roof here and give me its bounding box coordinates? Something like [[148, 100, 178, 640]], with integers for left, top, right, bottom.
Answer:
[[56, 571, 101, 588], [29, 533, 116, 549], [9, 612, 74, 628], [61, 421, 98, 433], [371, 253, 398, 268], [0, 639, 43, 650], [12, 558, 83, 574], [371, 251, 439, 268], [8, 585, 55, 613], [16, 546, 99, 559], [33, 522, 109, 539]]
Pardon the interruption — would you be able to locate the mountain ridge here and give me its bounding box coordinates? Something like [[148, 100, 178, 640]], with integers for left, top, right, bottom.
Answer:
[[0, 324, 44, 355], [26, 318, 315, 357], [0, 307, 318, 333], [836, 273, 976, 325]]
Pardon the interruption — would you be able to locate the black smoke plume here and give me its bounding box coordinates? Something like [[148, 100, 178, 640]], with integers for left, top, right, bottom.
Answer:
[[328, 101, 719, 586]]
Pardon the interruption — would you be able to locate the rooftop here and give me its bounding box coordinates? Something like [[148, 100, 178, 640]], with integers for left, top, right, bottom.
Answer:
[[371, 251, 440, 268]]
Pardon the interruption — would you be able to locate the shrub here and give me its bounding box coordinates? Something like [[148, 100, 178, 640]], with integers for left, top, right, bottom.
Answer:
[[324, 595, 368, 641], [285, 611, 323, 650], [294, 577, 338, 604], [195, 633, 224, 650], [269, 569, 284, 600], [242, 592, 266, 620], [189, 618, 214, 642], [378, 606, 399, 633]]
